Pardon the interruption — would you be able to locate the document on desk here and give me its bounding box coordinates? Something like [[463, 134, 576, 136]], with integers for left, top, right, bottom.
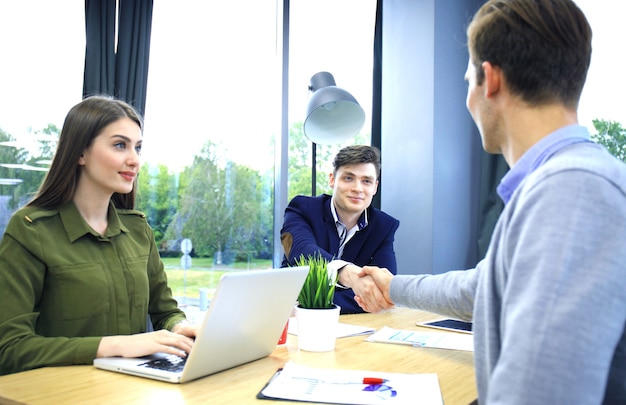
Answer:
[[258, 360, 443, 405], [288, 317, 375, 338], [366, 326, 474, 351]]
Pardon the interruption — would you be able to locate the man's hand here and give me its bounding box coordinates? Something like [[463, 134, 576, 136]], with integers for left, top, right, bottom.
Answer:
[[354, 266, 395, 313], [339, 264, 394, 313]]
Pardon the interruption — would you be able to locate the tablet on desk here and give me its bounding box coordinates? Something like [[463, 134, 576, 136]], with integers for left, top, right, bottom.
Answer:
[[417, 318, 473, 334]]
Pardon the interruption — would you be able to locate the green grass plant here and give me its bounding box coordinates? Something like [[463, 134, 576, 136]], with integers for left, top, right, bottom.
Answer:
[[294, 254, 338, 309]]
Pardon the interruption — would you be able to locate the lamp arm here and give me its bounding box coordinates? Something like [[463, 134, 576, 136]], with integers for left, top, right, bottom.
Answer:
[[311, 142, 317, 196]]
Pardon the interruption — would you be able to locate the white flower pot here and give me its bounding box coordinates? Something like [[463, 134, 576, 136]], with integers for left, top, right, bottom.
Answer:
[[294, 304, 341, 352]]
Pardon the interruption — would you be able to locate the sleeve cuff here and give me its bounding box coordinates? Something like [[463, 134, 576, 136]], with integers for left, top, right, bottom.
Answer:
[[328, 259, 351, 289], [169, 318, 191, 332]]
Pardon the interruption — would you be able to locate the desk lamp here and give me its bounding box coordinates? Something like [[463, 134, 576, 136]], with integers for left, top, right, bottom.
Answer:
[[303, 71, 365, 195]]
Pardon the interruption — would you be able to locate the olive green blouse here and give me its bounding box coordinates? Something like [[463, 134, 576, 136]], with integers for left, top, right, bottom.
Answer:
[[0, 201, 186, 375]]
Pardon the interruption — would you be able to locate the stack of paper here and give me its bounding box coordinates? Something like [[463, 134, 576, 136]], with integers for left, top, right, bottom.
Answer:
[[366, 326, 474, 351], [259, 361, 443, 405]]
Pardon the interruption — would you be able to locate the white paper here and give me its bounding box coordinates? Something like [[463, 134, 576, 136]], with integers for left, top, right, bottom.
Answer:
[[261, 361, 443, 405], [366, 326, 474, 351], [288, 317, 375, 338]]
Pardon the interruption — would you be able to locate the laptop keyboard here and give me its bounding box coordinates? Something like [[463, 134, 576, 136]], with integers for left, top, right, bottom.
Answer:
[[139, 354, 187, 373]]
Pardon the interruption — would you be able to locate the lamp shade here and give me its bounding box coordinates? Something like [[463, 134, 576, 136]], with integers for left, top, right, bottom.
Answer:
[[303, 71, 365, 144]]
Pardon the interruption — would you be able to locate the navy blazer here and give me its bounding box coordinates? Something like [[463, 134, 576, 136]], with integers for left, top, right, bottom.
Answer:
[[280, 194, 400, 314]]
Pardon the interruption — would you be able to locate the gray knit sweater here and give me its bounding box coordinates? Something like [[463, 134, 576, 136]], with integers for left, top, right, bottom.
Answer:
[[390, 136, 626, 404]]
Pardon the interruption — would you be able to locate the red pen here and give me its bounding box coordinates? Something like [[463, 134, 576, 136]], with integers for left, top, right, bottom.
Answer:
[[362, 377, 388, 385], [294, 376, 389, 385]]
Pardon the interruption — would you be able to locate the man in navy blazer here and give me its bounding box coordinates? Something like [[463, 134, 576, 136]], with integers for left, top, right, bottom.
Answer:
[[280, 145, 399, 314]]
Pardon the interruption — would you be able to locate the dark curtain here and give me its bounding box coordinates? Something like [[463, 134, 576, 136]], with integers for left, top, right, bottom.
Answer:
[[371, 0, 383, 210], [83, 1, 154, 331], [83, 0, 115, 96], [477, 153, 508, 259], [83, 0, 154, 118]]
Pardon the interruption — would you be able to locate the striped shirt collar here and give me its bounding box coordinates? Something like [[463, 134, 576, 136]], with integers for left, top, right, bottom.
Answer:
[[330, 197, 369, 231]]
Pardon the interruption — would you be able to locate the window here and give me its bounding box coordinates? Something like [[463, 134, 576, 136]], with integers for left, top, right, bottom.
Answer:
[[143, 1, 280, 307], [287, 0, 376, 198], [143, 0, 377, 309], [575, 0, 626, 129], [0, 1, 83, 230]]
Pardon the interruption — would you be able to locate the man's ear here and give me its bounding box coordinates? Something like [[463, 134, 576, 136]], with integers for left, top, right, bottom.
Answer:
[[482, 61, 501, 98], [328, 172, 335, 187]]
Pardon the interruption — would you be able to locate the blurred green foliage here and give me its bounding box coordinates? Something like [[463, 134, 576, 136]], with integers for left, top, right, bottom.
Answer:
[[591, 119, 626, 163]]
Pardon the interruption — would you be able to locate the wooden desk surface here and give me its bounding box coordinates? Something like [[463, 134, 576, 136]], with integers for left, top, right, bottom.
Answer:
[[0, 307, 476, 405]]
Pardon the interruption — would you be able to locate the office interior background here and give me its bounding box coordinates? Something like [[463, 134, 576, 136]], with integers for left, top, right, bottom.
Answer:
[[1, 0, 624, 303]]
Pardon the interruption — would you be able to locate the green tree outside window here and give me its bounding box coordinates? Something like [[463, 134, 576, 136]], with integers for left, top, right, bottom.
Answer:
[[591, 119, 626, 163]]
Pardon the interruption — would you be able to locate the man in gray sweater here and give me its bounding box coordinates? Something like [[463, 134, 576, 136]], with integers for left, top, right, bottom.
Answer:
[[358, 1, 626, 404]]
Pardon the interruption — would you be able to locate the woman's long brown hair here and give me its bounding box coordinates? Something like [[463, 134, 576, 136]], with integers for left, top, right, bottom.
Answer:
[[27, 96, 143, 210]]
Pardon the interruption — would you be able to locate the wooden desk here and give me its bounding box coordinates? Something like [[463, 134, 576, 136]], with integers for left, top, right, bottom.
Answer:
[[0, 307, 476, 405]]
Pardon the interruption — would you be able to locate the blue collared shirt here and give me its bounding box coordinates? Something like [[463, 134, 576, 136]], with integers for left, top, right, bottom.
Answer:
[[330, 198, 368, 259], [328, 198, 369, 285], [497, 125, 591, 204]]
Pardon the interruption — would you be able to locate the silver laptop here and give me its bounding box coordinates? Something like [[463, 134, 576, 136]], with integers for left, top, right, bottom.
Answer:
[[93, 266, 308, 383]]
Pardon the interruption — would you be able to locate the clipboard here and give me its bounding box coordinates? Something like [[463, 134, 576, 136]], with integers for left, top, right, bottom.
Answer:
[[257, 361, 443, 405]]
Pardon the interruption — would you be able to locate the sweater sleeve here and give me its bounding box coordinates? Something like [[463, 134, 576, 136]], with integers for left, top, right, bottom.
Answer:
[[389, 268, 478, 321]]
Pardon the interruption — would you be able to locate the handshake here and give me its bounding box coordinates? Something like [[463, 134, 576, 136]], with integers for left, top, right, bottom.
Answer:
[[339, 265, 396, 313]]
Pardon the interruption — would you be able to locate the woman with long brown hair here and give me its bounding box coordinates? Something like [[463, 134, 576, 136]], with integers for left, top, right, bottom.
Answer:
[[0, 96, 196, 375]]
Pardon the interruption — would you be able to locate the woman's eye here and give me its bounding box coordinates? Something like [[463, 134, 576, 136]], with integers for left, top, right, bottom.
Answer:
[[135, 145, 142, 155], [114, 142, 126, 149]]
